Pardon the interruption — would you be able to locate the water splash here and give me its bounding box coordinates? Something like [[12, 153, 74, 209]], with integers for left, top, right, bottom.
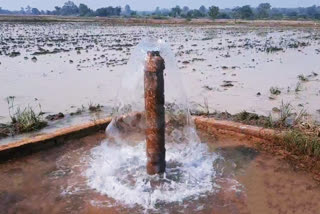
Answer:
[[85, 39, 242, 210], [86, 139, 221, 209]]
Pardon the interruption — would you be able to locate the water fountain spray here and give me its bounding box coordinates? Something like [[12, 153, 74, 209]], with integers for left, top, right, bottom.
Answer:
[[144, 51, 166, 175], [86, 39, 223, 209]]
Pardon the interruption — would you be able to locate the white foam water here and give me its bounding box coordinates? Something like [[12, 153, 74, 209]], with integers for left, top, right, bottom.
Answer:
[[84, 38, 240, 210], [85, 139, 222, 210]]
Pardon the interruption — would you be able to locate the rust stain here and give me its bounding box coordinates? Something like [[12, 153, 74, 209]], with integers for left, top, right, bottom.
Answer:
[[144, 51, 166, 175]]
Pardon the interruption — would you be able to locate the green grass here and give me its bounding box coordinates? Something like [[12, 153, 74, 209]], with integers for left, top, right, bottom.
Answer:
[[279, 101, 292, 126], [235, 111, 259, 121], [6, 97, 47, 134], [283, 130, 320, 157], [10, 106, 47, 133]]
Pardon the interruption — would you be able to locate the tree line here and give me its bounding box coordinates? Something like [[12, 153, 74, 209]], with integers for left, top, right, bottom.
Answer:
[[1, 1, 320, 20], [0, 1, 126, 17]]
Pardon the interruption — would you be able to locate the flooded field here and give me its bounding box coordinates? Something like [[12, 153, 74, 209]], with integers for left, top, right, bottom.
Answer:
[[1, 22, 320, 136]]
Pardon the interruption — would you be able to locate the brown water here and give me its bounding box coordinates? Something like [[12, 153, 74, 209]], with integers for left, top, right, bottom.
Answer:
[[0, 131, 319, 214]]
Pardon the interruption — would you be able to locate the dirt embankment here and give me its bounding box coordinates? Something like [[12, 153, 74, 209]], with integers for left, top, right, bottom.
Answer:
[[0, 15, 320, 27]]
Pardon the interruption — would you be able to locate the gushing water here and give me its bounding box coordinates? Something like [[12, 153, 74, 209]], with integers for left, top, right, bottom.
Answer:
[[85, 39, 241, 210], [86, 140, 221, 209]]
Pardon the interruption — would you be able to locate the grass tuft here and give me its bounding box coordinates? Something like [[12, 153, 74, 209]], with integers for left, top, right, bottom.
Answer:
[[88, 102, 103, 112], [297, 74, 309, 82], [270, 87, 281, 95], [6, 97, 47, 134], [295, 82, 302, 93], [283, 131, 320, 157]]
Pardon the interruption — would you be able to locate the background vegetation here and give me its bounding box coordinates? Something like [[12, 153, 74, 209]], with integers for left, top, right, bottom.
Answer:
[[1, 1, 320, 20]]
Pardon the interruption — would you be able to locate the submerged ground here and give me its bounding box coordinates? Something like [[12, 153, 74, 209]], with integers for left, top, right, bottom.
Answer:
[[0, 22, 320, 142]]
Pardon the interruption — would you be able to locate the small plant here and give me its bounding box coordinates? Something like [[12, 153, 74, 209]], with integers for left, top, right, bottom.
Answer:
[[201, 98, 210, 115], [293, 108, 307, 126], [265, 114, 275, 128], [70, 105, 85, 116], [283, 131, 320, 157], [236, 111, 250, 121], [6, 97, 47, 134], [279, 101, 292, 126], [297, 74, 309, 82], [295, 82, 302, 93], [88, 102, 103, 112], [270, 87, 281, 95], [266, 46, 283, 53]]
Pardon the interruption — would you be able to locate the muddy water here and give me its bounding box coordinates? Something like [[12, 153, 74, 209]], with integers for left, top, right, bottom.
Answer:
[[1, 23, 320, 130], [0, 131, 319, 214]]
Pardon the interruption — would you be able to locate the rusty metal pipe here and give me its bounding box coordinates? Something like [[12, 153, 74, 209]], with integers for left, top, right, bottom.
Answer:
[[144, 51, 166, 175]]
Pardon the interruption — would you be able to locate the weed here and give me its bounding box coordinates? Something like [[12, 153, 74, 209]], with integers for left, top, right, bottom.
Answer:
[[235, 111, 259, 121], [298, 74, 309, 82], [283, 131, 320, 157], [70, 105, 85, 116], [266, 46, 283, 53], [201, 98, 210, 115], [6, 97, 47, 134], [88, 102, 103, 112], [295, 82, 302, 93], [293, 108, 307, 125], [270, 87, 281, 95], [265, 114, 275, 128], [279, 101, 292, 124]]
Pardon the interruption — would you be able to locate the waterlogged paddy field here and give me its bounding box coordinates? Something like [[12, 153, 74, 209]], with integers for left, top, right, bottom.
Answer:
[[1, 23, 320, 134]]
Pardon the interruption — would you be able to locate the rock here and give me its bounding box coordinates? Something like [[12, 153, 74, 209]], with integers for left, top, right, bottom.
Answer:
[[272, 107, 280, 112], [203, 86, 213, 91], [31, 56, 37, 62], [221, 80, 234, 87], [9, 51, 20, 57], [46, 113, 64, 121], [221, 83, 234, 87], [256, 92, 261, 96]]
